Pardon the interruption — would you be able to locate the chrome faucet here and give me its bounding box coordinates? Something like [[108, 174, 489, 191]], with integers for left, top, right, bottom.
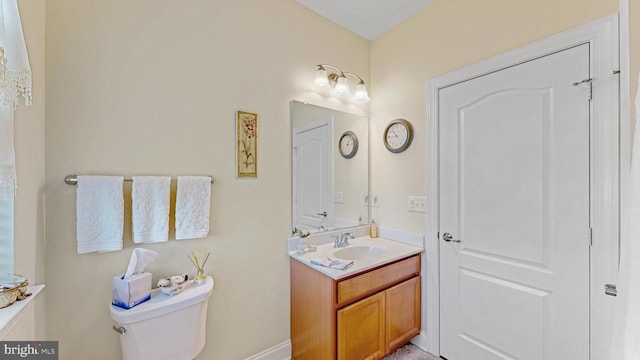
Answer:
[[334, 232, 354, 248]]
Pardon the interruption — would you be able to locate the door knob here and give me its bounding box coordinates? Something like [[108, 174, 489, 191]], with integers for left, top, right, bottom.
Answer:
[[317, 211, 327, 217], [442, 232, 461, 243]]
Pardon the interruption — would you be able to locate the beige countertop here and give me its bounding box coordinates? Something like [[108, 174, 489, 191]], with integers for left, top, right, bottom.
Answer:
[[288, 234, 423, 280]]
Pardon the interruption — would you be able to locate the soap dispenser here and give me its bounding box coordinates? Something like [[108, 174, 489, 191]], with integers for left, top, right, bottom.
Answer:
[[370, 219, 378, 238]]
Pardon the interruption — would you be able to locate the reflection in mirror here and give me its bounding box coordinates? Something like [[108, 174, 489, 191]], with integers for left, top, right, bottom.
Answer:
[[291, 100, 369, 234]]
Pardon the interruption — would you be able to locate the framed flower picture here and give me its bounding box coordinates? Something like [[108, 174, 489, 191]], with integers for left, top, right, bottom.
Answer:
[[236, 110, 258, 178]]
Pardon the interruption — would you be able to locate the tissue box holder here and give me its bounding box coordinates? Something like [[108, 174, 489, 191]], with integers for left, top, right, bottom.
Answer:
[[112, 272, 152, 309]]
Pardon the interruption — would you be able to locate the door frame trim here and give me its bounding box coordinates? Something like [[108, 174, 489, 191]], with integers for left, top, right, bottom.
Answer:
[[425, 14, 621, 358]]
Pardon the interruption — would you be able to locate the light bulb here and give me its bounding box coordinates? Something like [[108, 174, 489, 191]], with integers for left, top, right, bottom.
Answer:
[[313, 67, 330, 89], [353, 83, 370, 103], [334, 75, 349, 95]]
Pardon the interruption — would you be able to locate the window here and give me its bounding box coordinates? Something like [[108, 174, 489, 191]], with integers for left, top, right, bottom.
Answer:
[[0, 0, 33, 275], [0, 197, 13, 274]]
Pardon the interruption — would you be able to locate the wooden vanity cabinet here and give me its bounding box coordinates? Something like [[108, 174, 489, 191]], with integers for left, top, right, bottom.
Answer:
[[291, 254, 421, 360]]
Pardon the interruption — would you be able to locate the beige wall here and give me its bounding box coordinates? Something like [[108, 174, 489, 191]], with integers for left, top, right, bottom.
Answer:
[[10, 0, 46, 340], [369, 0, 618, 233], [44, 1, 369, 359], [631, 0, 639, 128]]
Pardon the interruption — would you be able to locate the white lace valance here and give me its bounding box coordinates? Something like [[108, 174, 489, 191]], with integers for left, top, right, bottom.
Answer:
[[0, 47, 31, 108], [0, 164, 15, 199], [0, 0, 32, 200], [0, 0, 31, 109]]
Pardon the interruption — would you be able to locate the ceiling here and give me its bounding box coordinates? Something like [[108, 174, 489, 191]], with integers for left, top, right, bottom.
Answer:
[[296, 0, 434, 41]]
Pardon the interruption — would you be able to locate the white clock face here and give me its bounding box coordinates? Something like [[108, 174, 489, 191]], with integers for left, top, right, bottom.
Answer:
[[341, 135, 354, 153], [386, 123, 408, 149]]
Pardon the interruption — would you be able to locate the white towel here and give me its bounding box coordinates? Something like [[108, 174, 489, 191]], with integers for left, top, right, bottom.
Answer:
[[175, 176, 211, 240], [76, 176, 124, 254], [132, 176, 171, 243], [309, 257, 354, 270]]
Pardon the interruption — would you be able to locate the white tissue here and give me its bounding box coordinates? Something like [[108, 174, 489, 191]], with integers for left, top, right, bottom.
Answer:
[[123, 248, 158, 280]]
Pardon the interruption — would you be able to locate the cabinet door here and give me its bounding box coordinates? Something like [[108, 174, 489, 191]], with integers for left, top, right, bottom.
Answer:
[[386, 276, 421, 354], [337, 292, 385, 360]]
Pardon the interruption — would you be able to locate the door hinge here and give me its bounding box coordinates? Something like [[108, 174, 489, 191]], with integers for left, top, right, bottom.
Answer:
[[437, 232, 440, 240], [588, 227, 593, 246], [605, 284, 617, 296], [572, 78, 593, 101]]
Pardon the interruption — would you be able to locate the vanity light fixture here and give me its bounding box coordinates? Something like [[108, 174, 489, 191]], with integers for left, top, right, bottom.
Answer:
[[312, 64, 370, 104]]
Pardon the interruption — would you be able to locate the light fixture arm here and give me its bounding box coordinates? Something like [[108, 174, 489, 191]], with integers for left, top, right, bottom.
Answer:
[[343, 72, 366, 85], [317, 64, 366, 84], [317, 64, 344, 76]]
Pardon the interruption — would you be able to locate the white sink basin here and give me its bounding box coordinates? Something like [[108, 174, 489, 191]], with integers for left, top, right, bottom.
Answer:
[[333, 246, 386, 260]]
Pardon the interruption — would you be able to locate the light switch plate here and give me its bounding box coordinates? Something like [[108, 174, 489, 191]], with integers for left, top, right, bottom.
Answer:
[[408, 196, 427, 213], [372, 195, 380, 207]]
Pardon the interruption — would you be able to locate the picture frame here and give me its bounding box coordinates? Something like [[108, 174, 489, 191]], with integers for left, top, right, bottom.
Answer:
[[236, 110, 258, 178]]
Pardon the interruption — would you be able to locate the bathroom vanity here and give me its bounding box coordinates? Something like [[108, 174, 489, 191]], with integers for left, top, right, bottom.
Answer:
[[289, 235, 422, 360]]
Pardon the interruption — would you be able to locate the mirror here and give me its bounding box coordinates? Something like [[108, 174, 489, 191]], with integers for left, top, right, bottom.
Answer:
[[291, 100, 369, 233]]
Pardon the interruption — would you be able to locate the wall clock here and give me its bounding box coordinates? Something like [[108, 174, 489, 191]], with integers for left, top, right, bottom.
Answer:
[[383, 118, 413, 153], [338, 131, 359, 159]]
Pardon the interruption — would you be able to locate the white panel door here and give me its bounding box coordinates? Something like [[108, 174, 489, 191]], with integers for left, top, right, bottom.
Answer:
[[439, 44, 590, 360], [293, 120, 332, 230]]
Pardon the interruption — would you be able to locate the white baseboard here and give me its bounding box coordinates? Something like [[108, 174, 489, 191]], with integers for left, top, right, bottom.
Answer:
[[410, 331, 430, 353], [243, 340, 291, 360], [243, 335, 429, 360]]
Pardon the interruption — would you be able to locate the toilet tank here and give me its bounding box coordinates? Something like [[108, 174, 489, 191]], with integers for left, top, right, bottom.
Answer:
[[110, 276, 214, 360]]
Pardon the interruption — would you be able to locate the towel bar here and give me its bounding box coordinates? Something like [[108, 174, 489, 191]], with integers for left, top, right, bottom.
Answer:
[[64, 174, 215, 186]]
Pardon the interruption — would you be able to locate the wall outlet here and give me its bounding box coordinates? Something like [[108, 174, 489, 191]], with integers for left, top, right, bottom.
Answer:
[[408, 196, 427, 213], [333, 192, 344, 204]]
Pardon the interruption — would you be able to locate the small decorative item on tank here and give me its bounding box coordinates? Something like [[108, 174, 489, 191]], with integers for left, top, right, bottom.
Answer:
[[188, 250, 210, 285]]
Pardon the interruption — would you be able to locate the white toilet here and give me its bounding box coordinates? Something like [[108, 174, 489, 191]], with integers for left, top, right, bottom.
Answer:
[[110, 276, 214, 360]]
